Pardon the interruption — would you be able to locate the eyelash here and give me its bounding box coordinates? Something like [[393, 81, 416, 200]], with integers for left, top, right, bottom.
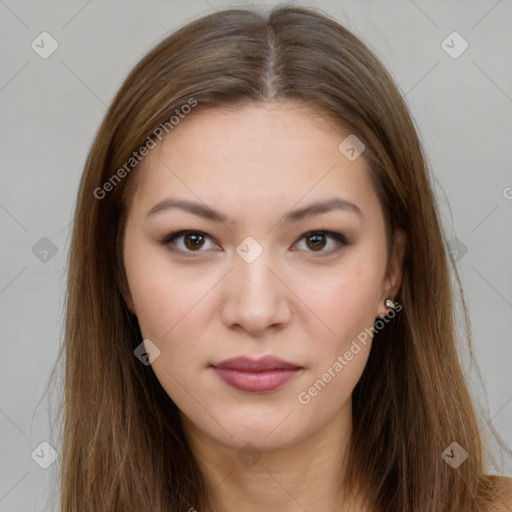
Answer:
[[161, 229, 348, 258]]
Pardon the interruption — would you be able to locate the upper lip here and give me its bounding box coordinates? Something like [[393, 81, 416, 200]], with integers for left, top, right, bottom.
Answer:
[[212, 355, 302, 371]]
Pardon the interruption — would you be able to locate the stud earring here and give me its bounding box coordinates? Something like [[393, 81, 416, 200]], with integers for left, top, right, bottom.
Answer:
[[385, 298, 395, 309], [378, 297, 395, 318]]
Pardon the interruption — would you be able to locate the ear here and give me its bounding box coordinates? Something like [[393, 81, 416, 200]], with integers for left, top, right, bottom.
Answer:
[[378, 228, 407, 317], [117, 273, 137, 316], [126, 296, 137, 316], [124, 289, 137, 316]]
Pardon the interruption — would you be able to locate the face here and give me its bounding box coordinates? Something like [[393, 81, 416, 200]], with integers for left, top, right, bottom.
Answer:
[[122, 102, 404, 452]]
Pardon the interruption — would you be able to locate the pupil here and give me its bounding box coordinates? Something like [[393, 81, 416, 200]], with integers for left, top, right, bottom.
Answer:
[[307, 234, 325, 251], [185, 233, 204, 250]]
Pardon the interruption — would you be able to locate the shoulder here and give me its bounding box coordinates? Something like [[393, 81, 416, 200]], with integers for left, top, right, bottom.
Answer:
[[489, 475, 512, 511]]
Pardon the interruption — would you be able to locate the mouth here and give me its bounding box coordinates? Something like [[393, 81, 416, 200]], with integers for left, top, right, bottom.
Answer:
[[210, 355, 303, 393]]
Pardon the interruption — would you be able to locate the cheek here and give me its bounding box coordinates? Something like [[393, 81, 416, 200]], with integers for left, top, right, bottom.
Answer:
[[305, 261, 382, 343], [296, 271, 377, 412], [297, 259, 382, 405], [124, 240, 205, 339]]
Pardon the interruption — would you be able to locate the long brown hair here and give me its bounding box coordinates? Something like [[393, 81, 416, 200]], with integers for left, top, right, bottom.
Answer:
[[54, 5, 510, 511]]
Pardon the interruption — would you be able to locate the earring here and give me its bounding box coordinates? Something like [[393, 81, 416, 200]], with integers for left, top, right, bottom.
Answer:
[[378, 298, 395, 318], [385, 298, 395, 309]]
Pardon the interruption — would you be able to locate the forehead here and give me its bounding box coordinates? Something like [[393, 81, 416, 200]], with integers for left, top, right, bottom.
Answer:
[[128, 102, 379, 223]]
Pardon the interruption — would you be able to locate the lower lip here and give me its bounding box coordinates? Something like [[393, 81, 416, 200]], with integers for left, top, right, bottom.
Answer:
[[212, 367, 302, 392]]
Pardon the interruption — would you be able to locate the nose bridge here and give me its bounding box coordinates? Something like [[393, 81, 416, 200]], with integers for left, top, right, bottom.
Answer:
[[221, 238, 291, 333], [233, 241, 280, 302]]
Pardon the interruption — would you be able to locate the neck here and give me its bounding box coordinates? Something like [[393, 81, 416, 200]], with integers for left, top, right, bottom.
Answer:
[[180, 399, 366, 512]]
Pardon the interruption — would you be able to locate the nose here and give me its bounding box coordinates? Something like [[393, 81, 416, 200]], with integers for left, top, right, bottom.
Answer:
[[220, 250, 292, 337]]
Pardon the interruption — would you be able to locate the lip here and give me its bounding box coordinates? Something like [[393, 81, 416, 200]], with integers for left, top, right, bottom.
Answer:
[[211, 355, 303, 393]]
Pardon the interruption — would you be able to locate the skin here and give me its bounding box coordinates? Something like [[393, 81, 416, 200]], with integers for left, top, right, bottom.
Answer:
[[122, 101, 406, 512]]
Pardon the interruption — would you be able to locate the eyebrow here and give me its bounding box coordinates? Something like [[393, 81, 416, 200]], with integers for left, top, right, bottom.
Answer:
[[145, 197, 363, 224]]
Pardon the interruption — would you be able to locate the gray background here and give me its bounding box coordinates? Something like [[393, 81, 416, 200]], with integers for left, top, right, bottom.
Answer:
[[0, 0, 511, 510]]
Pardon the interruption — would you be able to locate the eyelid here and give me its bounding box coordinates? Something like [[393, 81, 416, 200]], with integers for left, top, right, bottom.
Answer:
[[161, 230, 220, 251], [291, 230, 348, 257], [161, 229, 348, 256]]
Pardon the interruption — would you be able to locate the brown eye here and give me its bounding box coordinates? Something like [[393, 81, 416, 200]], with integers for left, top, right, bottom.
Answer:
[[162, 230, 218, 254], [294, 230, 348, 257], [183, 233, 205, 250], [305, 233, 327, 251]]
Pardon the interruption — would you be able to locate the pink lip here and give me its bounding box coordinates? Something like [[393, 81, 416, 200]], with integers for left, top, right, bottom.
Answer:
[[211, 355, 303, 392]]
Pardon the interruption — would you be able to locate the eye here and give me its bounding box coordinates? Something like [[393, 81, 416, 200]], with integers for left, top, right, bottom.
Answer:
[[161, 230, 218, 253], [293, 230, 348, 257], [161, 229, 348, 256]]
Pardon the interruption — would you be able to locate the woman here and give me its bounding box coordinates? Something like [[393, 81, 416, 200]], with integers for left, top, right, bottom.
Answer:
[[58, 5, 512, 511]]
